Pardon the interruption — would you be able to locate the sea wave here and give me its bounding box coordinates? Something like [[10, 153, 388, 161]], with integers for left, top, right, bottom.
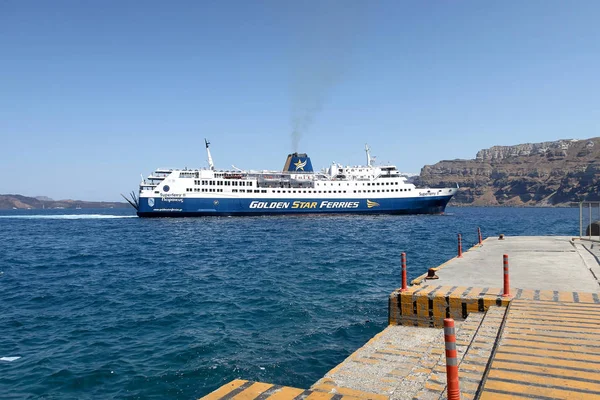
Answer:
[[0, 214, 137, 220]]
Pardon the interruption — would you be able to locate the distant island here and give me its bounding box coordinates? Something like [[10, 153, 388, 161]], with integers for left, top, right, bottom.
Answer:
[[416, 137, 600, 206], [0, 194, 130, 210]]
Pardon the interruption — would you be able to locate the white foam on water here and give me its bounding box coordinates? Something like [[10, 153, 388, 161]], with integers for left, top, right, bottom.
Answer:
[[0, 214, 136, 220], [0, 356, 21, 362]]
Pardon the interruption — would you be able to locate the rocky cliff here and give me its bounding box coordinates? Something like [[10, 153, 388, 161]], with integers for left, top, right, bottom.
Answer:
[[416, 138, 600, 206]]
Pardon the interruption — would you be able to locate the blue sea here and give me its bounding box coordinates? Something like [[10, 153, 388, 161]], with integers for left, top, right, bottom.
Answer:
[[0, 207, 580, 399]]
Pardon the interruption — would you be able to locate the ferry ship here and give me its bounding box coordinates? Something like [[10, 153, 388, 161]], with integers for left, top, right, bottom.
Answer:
[[127, 141, 457, 217]]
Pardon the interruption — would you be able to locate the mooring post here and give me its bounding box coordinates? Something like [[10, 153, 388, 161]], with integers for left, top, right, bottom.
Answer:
[[478, 227, 482, 245], [444, 318, 461, 400], [400, 252, 407, 292], [457, 233, 463, 258], [502, 254, 510, 297]]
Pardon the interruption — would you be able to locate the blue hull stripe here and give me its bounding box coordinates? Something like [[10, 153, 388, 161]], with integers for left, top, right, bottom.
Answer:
[[137, 196, 452, 217]]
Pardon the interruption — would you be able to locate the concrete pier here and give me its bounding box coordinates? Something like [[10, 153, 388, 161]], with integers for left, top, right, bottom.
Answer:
[[201, 236, 600, 400], [411, 236, 600, 293]]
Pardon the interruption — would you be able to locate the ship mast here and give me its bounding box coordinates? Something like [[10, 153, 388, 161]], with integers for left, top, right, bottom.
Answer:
[[365, 144, 372, 167], [205, 139, 215, 171]]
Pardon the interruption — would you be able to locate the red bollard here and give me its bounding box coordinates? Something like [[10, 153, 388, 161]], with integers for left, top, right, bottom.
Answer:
[[478, 227, 482, 245], [444, 318, 461, 400], [400, 252, 407, 292], [457, 234, 463, 258], [502, 254, 510, 297]]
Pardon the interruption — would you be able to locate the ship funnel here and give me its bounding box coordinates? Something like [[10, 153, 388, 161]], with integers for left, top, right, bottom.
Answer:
[[283, 152, 313, 172]]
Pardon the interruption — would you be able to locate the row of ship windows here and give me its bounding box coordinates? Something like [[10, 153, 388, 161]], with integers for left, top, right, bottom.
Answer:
[[191, 179, 403, 187], [185, 188, 227, 193], [195, 180, 253, 187], [183, 188, 413, 194], [186, 188, 268, 193], [320, 182, 403, 186], [311, 182, 404, 187]]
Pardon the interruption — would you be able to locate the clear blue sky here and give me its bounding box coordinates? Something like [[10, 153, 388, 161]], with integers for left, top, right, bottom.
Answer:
[[1, 1, 599, 201]]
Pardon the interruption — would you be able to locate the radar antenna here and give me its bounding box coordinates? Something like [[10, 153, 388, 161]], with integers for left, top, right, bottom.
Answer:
[[205, 139, 215, 171]]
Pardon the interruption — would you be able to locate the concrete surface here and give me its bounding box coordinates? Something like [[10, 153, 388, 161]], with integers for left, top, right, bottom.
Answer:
[[311, 323, 447, 399], [423, 236, 600, 293], [480, 299, 600, 400], [311, 313, 487, 400], [578, 241, 600, 282], [201, 379, 371, 400]]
